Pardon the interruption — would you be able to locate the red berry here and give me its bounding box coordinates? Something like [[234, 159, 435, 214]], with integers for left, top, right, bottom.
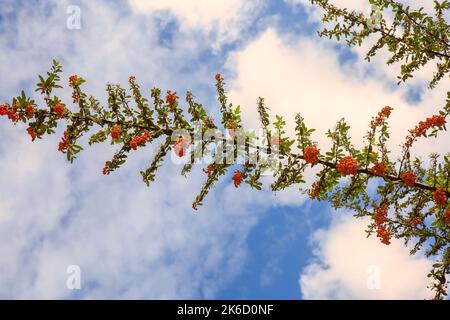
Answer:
[[26, 104, 34, 117], [53, 104, 65, 119], [69, 75, 78, 86], [370, 162, 387, 177], [233, 170, 243, 188], [166, 90, 177, 107], [304, 146, 319, 164], [401, 171, 416, 187], [27, 127, 37, 139], [111, 125, 120, 140], [336, 156, 358, 175], [411, 216, 421, 226], [433, 188, 447, 206]]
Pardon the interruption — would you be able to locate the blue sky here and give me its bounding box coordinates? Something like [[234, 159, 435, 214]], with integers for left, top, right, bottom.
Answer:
[[0, 0, 448, 299]]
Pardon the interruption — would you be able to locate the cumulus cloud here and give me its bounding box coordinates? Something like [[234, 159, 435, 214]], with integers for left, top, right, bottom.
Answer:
[[226, 28, 449, 158], [299, 214, 433, 299], [128, 0, 263, 46], [225, 26, 448, 298], [0, 0, 447, 300], [0, 0, 274, 299]]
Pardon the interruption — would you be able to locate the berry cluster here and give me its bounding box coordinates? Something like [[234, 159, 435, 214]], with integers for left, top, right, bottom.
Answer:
[[58, 131, 70, 153], [0, 104, 22, 123], [69, 75, 78, 86], [304, 145, 319, 164], [102, 155, 120, 175], [53, 104, 65, 119], [72, 91, 79, 104], [130, 130, 150, 150], [373, 204, 391, 245], [400, 171, 417, 187], [406, 114, 446, 147], [233, 170, 243, 188], [27, 127, 38, 140], [111, 125, 120, 141], [370, 162, 387, 177], [166, 90, 178, 111], [309, 181, 320, 199], [25, 104, 34, 117], [411, 216, 422, 226], [69, 75, 80, 103], [336, 156, 358, 175], [433, 188, 447, 206], [370, 106, 393, 130]]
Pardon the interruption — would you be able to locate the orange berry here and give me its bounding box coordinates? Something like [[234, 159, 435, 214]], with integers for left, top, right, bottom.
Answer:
[[111, 125, 120, 140], [370, 162, 387, 177], [433, 188, 447, 206], [26, 104, 34, 117], [53, 104, 65, 119], [401, 171, 416, 187], [233, 170, 243, 188], [304, 146, 319, 164], [336, 156, 358, 175]]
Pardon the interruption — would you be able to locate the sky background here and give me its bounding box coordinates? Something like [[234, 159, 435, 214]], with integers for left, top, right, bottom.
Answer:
[[0, 0, 448, 299]]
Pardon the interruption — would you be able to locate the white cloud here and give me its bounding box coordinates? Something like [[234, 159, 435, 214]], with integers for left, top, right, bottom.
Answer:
[[0, 0, 272, 299], [127, 0, 263, 46], [0, 1, 310, 299], [128, 0, 244, 27], [226, 28, 449, 159], [299, 214, 433, 299], [225, 27, 449, 298], [0, 0, 447, 300]]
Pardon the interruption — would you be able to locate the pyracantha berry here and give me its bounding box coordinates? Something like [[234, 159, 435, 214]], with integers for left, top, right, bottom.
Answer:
[[371, 106, 393, 129], [310, 182, 320, 199], [370, 162, 387, 177], [111, 125, 120, 141], [445, 209, 450, 225], [304, 145, 319, 164], [373, 204, 391, 245], [411, 216, 421, 226], [433, 188, 447, 206], [58, 131, 70, 153], [401, 171, 416, 187], [376, 225, 391, 245], [27, 127, 38, 140], [69, 75, 78, 86], [166, 90, 177, 109], [233, 170, 243, 188], [336, 156, 358, 175], [25, 104, 34, 117], [53, 104, 65, 119], [130, 130, 150, 150]]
